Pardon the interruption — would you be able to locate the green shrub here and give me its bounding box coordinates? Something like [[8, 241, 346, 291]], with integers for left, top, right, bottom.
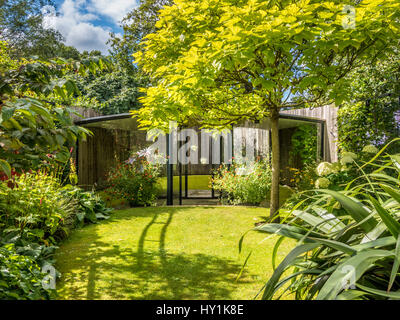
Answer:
[[251, 139, 400, 300], [0, 170, 112, 243], [284, 146, 387, 209], [0, 243, 55, 300], [106, 150, 161, 207], [290, 124, 318, 167], [212, 159, 272, 205], [0, 171, 77, 244], [0, 170, 112, 300], [287, 162, 319, 192], [61, 186, 112, 227]]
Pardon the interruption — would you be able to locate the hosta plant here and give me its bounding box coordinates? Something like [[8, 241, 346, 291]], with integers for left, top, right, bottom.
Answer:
[[60, 185, 112, 227], [0, 243, 55, 300], [252, 139, 400, 300]]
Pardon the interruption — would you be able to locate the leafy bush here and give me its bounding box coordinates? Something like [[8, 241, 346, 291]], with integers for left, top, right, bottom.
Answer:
[[212, 159, 272, 205], [0, 243, 55, 300], [61, 186, 112, 227], [0, 170, 112, 243], [284, 146, 384, 209], [106, 150, 162, 207], [0, 171, 77, 244], [0, 41, 113, 300], [290, 124, 318, 167], [72, 69, 144, 115], [252, 139, 400, 300], [0, 169, 112, 300], [337, 52, 400, 153], [287, 162, 318, 192], [0, 41, 110, 175]]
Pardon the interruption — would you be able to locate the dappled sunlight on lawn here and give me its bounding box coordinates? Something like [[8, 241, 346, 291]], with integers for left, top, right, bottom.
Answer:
[[55, 207, 294, 300]]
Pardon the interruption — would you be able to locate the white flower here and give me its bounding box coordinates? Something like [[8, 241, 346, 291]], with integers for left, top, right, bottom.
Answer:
[[315, 177, 331, 189], [330, 162, 341, 173], [200, 157, 208, 164], [362, 145, 379, 154], [316, 162, 334, 176], [136, 148, 151, 158], [341, 152, 358, 160], [340, 151, 357, 165], [340, 155, 354, 165], [341, 164, 349, 172]]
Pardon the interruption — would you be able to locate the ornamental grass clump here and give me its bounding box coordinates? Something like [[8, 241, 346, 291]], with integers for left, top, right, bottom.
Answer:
[[249, 139, 400, 300]]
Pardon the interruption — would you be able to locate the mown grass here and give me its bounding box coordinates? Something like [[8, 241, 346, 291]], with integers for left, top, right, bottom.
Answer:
[[156, 175, 212, 193], [55, 206, 295, 300]]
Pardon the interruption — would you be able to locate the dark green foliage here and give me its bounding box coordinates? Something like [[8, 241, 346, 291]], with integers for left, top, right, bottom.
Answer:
[[0, 100, 90, 171], [0, 171, 112, 244], [73, 69, 144, 115], [0, 42, 111, 173], [290, 124, 318, 167], [0, 171, 113, 300], [338, 52, 400, 153], [0, 171, 76, 244], [0, 243, 55, 300], [61, 186, 112, 226], [0, 41, 114, 300], [254, 140, 400, 300]]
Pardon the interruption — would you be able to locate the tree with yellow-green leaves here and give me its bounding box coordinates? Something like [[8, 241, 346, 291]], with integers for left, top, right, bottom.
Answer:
[[133, 0, 400, 217]]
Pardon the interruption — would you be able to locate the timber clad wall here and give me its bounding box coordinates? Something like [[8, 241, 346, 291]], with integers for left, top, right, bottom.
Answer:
[[71, 107, 102, 122], [78, 127, 149, 188], [281, 104, 339, 162], [75, 105, 338, 188]]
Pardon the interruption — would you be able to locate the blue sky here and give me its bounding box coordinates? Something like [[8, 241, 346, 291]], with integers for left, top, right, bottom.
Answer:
[[43, 0, 139, 53]]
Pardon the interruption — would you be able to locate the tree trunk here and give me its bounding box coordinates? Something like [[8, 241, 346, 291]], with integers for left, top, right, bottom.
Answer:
[[270, 109, 280, 220]]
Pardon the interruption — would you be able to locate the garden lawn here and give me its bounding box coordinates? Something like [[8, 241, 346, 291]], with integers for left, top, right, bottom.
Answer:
[[157, 175, 212, 193], [55, 206, 295, 300]]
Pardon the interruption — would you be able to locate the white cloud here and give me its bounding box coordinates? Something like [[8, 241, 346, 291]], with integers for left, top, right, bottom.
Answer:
[[42, 0, 126, 54], [88, 0, 139, 24]]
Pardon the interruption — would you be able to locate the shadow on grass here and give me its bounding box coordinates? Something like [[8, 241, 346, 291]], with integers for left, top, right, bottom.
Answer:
[[57, 208, 252, 300]]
